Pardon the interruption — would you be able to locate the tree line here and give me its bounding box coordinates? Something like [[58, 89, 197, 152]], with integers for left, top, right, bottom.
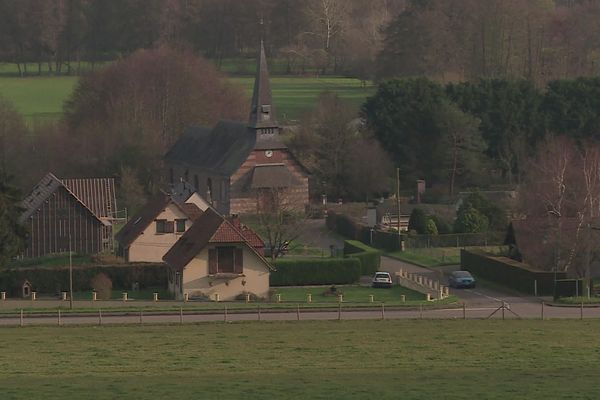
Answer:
[[362, 76, 600, 195], [0, 0, 405, 77]]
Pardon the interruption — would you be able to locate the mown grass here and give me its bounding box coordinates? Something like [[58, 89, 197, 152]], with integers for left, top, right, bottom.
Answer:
[[388, 246, 508, 268], [0, 320, 599, 399], [0, 63, 373, 123], [272, 285, 427, 304]]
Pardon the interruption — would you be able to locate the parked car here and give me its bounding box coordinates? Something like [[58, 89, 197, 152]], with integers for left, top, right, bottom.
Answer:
[[448, 271, 476, 289], [372, 272, 393, 288]]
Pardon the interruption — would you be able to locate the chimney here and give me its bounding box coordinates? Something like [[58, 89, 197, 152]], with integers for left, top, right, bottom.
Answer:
[[229, 214, 241, 228]]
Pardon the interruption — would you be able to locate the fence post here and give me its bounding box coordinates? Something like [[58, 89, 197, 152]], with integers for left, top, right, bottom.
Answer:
[[99, 309, 102, 325], [139, 310, 143, 325], [463, 303, 466, 320], [296, 304, 300, 321], [20, 309, 23, 327], [307, 293, 312, 303], [258, 305, 261, 321], [224, 305, 228, 322], [338, 303, 342, 320], [502, 301, 505, 320], [419, 303, 423, 319], [179, 307, 183, 325], [1, 291, 5, 301], [581, 301, 584, 320], [369, 294, 374, 303], [381, 303, 385, 320], [58, 309, 61, 326], [534, 280, 538, 297]]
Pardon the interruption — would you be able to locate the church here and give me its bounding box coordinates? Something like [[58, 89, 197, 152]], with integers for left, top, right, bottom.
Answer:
[[165, 42, 309, 215]]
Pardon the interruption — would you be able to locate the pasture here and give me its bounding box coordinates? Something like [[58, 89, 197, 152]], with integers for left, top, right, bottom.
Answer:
[[0, 62, 374, 123], [0, 319, 598, 399]]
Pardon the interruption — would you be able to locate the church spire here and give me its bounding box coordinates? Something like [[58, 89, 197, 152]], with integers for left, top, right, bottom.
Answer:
[[248, 40, 278, 130]]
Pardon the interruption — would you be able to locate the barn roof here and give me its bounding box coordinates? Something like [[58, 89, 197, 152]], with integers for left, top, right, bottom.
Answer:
[[61, 177, 117, 220], [19, 173, 109, 225]]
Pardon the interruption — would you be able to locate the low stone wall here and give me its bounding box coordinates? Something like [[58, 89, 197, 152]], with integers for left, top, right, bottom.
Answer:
[[394, 269, 450, 300]]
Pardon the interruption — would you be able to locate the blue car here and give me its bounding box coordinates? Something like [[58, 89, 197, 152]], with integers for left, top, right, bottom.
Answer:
[[448, 271, 476, 289]]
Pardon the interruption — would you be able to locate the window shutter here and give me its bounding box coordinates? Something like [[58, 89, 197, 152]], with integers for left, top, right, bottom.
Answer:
[[234, 248, 243, 274], [166, 221, 175, 233], [208, 249, 218, 275]]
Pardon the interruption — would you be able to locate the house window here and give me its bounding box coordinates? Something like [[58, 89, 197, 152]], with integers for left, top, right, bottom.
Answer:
[[156, 219, 174, 234], [209, 246, 243, 274], [175, 219, 186, 233]]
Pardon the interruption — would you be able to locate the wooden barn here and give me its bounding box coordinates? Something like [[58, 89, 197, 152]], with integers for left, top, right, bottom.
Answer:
[[165, 41, 309, 215], [18, 173, 117, 258]]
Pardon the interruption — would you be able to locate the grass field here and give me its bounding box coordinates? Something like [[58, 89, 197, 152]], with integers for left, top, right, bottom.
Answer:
[[0, 320, 599, 399], [0, 61, 374, 123]]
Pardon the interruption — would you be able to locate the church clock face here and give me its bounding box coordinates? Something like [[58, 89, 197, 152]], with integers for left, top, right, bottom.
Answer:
[[265, 150, 273, 158]]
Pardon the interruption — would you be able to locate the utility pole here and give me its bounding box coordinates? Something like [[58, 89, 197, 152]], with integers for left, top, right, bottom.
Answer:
[[69, 234, 73, 310], [396, 167, 402, 250]]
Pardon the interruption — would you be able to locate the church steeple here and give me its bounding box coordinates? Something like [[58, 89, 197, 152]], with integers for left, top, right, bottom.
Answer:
[[248, 40, 278, 131]]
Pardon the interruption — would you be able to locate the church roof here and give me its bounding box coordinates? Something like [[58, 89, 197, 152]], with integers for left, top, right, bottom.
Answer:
[[248, 41, 278, 129], [165, 120, 256, 176], [251, 164, 299, 188]]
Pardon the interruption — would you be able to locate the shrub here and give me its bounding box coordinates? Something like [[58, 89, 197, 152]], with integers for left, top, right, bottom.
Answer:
[[343, 240, 381, 276], [271, 258, 361, 286], [90, 273, 112, 300], [430, 215, 451, 234], [408, 208, 428, 234], [425, 218, 438, 235], [454, 205, 489, 233]]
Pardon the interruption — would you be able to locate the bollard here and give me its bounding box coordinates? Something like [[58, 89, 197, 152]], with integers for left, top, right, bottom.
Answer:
[[426, 293, 431, 302], [184, 293, 189, 302], [214, 293, 220, 302], [61, 291, 67, 301], [31, 292, 36, 301], [443, 286, 449, 297], [99, 309, 102, 325], [369, 294, 374, 303], [58, 309, 61, 326], [1, 291, 5, 301], [92, 291, 97, 301], [122, 292, 128, 302], [245, 293, 251, 303], [179, 307, 183, 324], [276, 293, 281, 303], [401, 295, 405, 303], [307, 293, 312, 303], [541, 302, 544, 320], [153, 292, 158, 302], [381, 303, 385, 320], [439, 288, 443, 300], [338, 294, 343, 303]]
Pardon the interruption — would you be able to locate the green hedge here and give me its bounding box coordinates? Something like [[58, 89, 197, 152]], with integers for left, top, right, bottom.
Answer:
[[343, 240, 381, 276], [461, 250, 566, 295], [271, 258, 361, 286], [0, 263, 168, 296], [326, 211, 401, 251]]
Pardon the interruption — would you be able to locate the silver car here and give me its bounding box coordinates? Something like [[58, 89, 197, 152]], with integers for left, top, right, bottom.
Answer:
[[372, 272, 393, 288]]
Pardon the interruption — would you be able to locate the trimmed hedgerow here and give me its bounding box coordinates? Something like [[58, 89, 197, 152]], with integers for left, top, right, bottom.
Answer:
[[343, 240, 381, 276], [271, 258, 361, 286]]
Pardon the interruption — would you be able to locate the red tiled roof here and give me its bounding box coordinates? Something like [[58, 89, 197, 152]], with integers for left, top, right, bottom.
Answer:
[[209, 221, 246, 243]]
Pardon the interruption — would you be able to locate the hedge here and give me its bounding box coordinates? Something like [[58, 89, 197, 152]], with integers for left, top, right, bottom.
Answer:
[[0, 263, 168, 296], [326, 211, 402, 251], [343, 240, 381, 276], [271, 258, 361, 286], [461, 249, 566, 296]]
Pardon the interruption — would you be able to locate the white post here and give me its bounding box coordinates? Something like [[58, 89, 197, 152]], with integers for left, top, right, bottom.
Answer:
[[1, 292, 5, 301], [276, 293, 281, 303], [338, 294, 343, 303], [122, 292, 128, 302], [184, 292, 189, 302], [62, 291, 67, 301], [307, 293, 312, 303], [153, 292, 158, 302], [369, 294, 374, 303], [92, 291, 97, 301], [426, 293, 431, 301], [245, 293, 251, 303], [31, 292, 36, 301], [214, 293, 220, 302], [401, 295, 406, 302]]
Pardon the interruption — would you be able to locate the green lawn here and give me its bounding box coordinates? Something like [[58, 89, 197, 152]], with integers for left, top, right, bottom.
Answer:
[[388, 246, 508, 268], [0, 320, 599, 399], [0, 62, 373, 124], [272, 285, 430, 305]]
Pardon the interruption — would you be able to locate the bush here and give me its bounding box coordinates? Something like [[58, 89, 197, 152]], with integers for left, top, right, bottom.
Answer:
[[454, 205, 489, 233], [90, 273, 112, 300], [430, 215, 451, 234], [343, 240, 381, 276], [425, 218, 438, 235], [408, 208, 428, 234], [271, 258, 361, 286]]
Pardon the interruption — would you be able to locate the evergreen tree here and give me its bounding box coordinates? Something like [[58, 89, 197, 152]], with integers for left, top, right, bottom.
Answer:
[[0, 171, 27, 266], [408, 208, 428, 234]]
